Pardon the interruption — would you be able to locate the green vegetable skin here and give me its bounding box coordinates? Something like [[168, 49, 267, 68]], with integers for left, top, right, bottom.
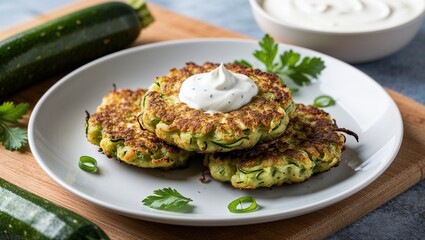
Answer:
[[0, 178, 109, 239], [0, 0, 154, 99]]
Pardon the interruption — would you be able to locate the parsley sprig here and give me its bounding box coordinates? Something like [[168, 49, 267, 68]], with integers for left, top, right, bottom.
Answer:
[[236, 34, 326, 88], [0, 102, 29, 151], [142, 188, 193, 211]]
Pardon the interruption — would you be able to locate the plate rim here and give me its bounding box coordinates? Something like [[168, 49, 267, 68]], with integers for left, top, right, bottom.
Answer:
[[28, 38, 404, 226]]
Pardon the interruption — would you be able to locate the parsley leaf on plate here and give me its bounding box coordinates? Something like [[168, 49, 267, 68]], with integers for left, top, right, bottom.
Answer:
[[142, 188, 193, 211], [253, 34, 279, 73], [236, 34, 326, 87], [0, 102, 29, 151]]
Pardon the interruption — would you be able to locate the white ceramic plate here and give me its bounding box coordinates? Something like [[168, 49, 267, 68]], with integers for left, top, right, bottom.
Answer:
[[28, 39, 403, 226]]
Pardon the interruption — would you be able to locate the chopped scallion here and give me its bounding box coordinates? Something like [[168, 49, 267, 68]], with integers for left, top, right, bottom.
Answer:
[[313, 95, 335, 107], [228, 196, 258, 213], [79, 156, 98, 173]]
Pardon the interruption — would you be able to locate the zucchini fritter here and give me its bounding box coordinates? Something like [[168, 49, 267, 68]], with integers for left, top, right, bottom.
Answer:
[[86, 89, 192, 169], [204, 104, 347, 189], [140, 62, 295, 153]]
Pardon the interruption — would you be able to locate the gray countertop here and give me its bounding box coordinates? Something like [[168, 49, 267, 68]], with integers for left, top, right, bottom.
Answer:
[[1, 0, 424, 239]]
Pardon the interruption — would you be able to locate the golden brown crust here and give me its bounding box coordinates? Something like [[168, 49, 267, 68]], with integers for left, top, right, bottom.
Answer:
[[286, 104, 345, 145], [87, 89, 191, 169], [90, 89, 181, 154]]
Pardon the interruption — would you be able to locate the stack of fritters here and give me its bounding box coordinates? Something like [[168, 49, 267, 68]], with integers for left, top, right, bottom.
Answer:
[[86, 62, 351, 189], [204, 104, 346, 189]]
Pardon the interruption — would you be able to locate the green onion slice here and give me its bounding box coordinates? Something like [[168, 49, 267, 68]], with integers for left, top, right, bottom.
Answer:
[[228, 196, 258, 213], [313, 95, 336, 107], [79, 156, 98, 173]]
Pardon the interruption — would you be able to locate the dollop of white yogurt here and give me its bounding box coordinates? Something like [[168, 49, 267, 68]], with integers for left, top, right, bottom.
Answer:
[[262, 0, 424, 32], [178, 63, 258, 113]]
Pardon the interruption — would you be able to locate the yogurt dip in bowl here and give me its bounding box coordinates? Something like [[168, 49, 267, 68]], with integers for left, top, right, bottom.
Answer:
[[250, 0, 425, 63]]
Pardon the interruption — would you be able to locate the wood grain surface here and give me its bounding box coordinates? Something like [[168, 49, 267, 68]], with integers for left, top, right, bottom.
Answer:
[[1, 1, 424, 239]]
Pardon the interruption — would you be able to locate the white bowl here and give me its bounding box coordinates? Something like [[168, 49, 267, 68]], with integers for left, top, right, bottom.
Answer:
[[249, 0, 425, 63]]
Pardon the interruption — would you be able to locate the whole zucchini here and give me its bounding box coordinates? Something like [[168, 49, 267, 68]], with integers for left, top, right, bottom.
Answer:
[[0, 0, 154, 99], [0, 177, 109, 239]]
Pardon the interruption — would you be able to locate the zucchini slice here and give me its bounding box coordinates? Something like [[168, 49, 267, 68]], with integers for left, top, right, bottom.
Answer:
[[211, 136, 249, 149]]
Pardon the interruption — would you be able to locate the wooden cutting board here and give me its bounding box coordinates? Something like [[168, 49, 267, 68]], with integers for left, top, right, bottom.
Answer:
[[1, 1, 424, 239]]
